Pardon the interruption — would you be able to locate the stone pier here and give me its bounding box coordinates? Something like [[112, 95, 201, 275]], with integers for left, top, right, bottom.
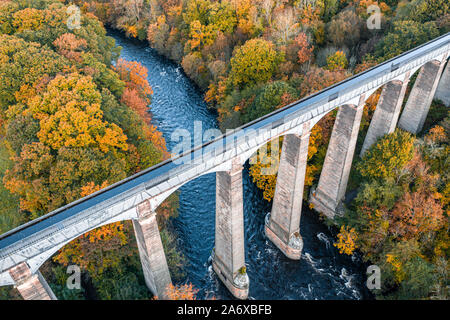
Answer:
[[310, 100, 364, 219], [9, 262, 57, 300], [133, 200, 172, 299], [360, 77, 409, 155], [435, 60, 450, 106], [213, 159, 249, 300], [265, 123, 310, 260], [398, 60, 445, 134]]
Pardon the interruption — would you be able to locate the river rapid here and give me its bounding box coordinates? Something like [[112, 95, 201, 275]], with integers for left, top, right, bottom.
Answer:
[[110, 30, 372, 300]]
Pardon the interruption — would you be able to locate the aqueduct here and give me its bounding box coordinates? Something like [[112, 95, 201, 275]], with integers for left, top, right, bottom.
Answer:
[[0, 33, 449, 300]]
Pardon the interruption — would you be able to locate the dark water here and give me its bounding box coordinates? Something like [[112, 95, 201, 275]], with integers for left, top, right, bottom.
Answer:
[[110, 30, 372, 300]]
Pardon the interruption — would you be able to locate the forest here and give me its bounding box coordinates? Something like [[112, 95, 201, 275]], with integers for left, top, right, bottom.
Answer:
[[0, 0, 449, 300]]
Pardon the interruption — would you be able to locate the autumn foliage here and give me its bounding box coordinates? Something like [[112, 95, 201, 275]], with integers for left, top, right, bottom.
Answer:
[[164, 283, 198, 300], [334, 226, 358, 255], [341, 122, 449, 298]]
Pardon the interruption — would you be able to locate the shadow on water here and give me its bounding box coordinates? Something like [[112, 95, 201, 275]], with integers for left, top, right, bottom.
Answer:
[[109, 29, 373, 300]]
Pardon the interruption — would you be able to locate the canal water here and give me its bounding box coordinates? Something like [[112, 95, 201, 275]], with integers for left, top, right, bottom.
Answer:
[[110, 30, 372, 300]]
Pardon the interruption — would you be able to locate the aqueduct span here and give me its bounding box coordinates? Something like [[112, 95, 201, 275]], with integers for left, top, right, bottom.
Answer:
[[0, 33, 449, 300]]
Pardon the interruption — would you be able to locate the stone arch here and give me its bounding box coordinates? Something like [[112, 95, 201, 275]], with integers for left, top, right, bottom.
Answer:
[[148, 163, 240, 213], [409, 58, 445, 79], [0, 211, 136, 287], [24, 214, 136, 279], [237, 117, 315, 169]]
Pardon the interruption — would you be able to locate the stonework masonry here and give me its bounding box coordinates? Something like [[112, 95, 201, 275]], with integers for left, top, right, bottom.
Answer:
[[310, 101, 365, 219], [8, 262, 57, 300], [435, 60, 450, 106], [266, 123, 310, 260], [398, 60, 445, 134], [133, 200, 172, 299], [213, 159, 248, 299], [360, 77, 409, 156]]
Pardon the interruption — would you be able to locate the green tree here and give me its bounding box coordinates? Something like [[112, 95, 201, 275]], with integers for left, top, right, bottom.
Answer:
[[0, 34, 67, 108], [375, 20, 439, 61], [229, 38, 283, 88], [243, 81, 298, 122], [358, 129, 415, 181], [395, 0, 449, 24], [327, 9, 361, 47], [208, 0, 237, 34], [326, 51, 348, 71]]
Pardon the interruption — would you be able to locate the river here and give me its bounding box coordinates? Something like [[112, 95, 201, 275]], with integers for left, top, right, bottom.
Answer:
[[110, 30, 373, 300]]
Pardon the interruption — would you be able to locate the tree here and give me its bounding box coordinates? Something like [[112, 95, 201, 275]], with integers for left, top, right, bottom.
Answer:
[[181, 52, 210, 90], [375, 20, 439, 61], [0, 34, 66, 108], [393, 256, 436, 299], [327, 9, 361, 48], [322, 0, 339, 21], [229, 0, 258, 36], [389, 191, 444, 240], [260, 0, 274, 26], [164, 283, 199, 300], [358, 129, 415, 181], [326, 50, 348, 70], [243, 81, 298, 122], [53, 33, 88, 63], [114, 58, 153, 104], [334, 225, 358, 255], [354, 55, 378, 74], [12, 7, 46, 33], [249, 138, 282, 201], [229, 38, 283, 88], [183, 0, 211, 26], [5, 113, 39, 154], [0, 1, 18, 35], [28, 73, 128, 153], [121, 88, 151, 124], [249, 124, 322, 202], [46, 147, 127, 210], [298, 66, 349, 97], [395, 0, 449, 24], [3, 141, 53, 214], [294, 32, 314, 66], [272, 7, 299, 45], [208, 0, 237, 35], [147, 14, 170, 55]]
